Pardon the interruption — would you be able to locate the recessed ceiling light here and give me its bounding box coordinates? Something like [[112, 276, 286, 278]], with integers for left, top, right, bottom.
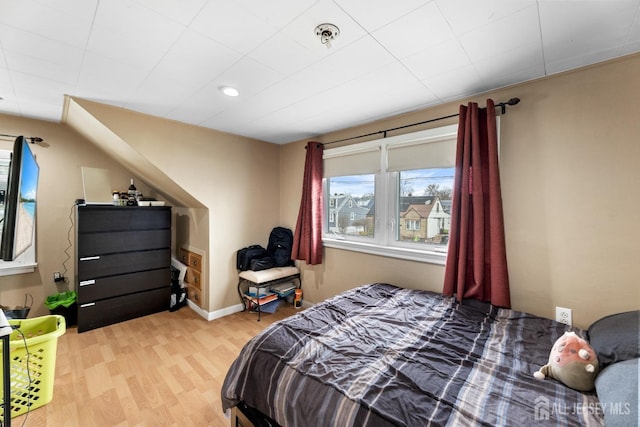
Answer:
[[220, 86, 239, 97]]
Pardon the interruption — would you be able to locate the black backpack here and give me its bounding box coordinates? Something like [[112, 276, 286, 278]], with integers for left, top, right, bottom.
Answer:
[[266, 227, 293, 267]]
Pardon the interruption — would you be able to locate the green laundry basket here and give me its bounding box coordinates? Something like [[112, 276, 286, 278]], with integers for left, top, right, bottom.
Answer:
[[1, 315, 66, 418]]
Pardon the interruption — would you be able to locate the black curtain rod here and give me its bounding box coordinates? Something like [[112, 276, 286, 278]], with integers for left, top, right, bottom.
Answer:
[[0, 133, 43, 143], [313, 97, 520, 148]]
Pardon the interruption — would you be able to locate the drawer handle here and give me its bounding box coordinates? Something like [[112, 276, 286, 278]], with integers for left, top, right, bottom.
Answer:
[[79, 279, 96, 287], [80, 256, 101, 261], [194, 277, 199, 284], [193, 260, 198, 266], [80, 303, 96, 308]]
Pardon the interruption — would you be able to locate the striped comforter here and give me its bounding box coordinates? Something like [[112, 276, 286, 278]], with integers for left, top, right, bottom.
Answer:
[[221, 283, 604, 426]]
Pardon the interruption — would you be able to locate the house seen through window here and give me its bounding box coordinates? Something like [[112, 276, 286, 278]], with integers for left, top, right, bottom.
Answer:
[[323, 123, 463, 264], [326, 169, 453, 245]]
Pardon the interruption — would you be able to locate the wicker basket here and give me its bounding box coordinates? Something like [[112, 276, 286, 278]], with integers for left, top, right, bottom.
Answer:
[[1, 315, 66, 418]]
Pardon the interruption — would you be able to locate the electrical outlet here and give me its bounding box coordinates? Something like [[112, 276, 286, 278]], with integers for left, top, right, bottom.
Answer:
[[555, 306, 572, 326], [53, 272, 64, 282]]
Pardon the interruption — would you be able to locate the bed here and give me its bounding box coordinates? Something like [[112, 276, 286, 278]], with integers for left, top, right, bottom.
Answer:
[[222, 283, 634, 426]]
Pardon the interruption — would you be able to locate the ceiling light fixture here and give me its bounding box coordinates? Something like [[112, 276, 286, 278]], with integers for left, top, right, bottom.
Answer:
[[220, 86, 239, 97], [314, 23, 340, 49]]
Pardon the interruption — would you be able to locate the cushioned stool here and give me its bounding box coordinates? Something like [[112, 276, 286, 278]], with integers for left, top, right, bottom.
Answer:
[[238, 266, 300, 320]]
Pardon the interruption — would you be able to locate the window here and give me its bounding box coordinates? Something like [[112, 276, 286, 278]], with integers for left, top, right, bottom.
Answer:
[[406, 219, 420, 231], [326, 175, 375, 238], [323, 124, 464, 264]]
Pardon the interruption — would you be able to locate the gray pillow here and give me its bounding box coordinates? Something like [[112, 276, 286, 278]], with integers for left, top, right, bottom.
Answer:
[[588, 311, 640, 367], [594, 358, 639, 427]]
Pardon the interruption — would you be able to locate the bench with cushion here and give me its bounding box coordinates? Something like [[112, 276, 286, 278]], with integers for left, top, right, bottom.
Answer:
[[237, 266, 300, 320]]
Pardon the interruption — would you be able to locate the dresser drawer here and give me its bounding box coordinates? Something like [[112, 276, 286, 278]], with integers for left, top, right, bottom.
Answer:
[[78, 206, 171, 233], [187, 252, 202, 269], [186, 285, 202, 307], [178, 248, 189, 265], [185, 267, 201, 290], [77, 268, 170, 304], [179, 248, 202, 269], [78, 229, 170, 257], [78, 248, 170, 280], [78, 286, 170, 333]]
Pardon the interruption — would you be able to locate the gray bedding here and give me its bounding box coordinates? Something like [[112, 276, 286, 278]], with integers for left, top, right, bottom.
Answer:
[[221, 283, 604, 426]]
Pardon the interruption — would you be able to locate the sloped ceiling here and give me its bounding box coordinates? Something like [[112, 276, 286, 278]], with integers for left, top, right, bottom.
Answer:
[[63, 96, 205, 208]]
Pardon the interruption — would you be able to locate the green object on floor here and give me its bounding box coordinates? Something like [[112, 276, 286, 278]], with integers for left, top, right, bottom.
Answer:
[[44, 290, 77, 309]]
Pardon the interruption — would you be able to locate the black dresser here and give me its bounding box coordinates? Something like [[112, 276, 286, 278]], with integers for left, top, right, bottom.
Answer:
[[76, 205, 171, 333]]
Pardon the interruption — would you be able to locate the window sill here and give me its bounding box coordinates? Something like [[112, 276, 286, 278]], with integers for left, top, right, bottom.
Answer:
[[0, 262, 37, 277], [323, 238, 446, 266]]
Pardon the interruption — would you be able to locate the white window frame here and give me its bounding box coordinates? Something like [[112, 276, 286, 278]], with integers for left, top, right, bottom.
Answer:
[[322, 120, 500, 265], [406, 219, 420, 231]]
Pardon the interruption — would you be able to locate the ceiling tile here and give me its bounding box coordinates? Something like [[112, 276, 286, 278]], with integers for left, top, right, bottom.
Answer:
[[371, 2, 454, 58], [422, 64, 480, 101], [335, 0, 432, 32], [168, 80, 230, 125], [473, 48, 544, 86], [247, 31, 325, 76], [234, 0, 318, 29], [0, 0, 97, 47], [189, 0, 280, 53], [0, 27, 84, 86], [74, 51, 148, 104], [150, 29, 243, 90], [539, 1, 638, 66], [401, 38, 471, 81], [123, 73, 200, 117], [436, 0, 534, 36], [458, 4, 540, 63], [132, 0, 209, 26], [88, 0, 185, 70]]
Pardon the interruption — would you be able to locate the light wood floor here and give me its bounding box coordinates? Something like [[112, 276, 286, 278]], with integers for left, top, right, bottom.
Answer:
[[12, 303, 300, 427]]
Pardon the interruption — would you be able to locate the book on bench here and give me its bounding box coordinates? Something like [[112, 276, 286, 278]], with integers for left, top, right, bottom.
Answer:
[[270, 281, 296, 297]]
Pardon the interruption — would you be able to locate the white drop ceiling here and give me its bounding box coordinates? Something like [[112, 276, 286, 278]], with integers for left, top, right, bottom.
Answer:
[[1, 0, 639, 144]]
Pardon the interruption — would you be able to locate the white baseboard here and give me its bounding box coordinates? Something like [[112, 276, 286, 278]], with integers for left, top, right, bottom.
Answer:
[[187, 300, 244, 321], [187, 300, 313, 321], [207, 303, 244, 321]]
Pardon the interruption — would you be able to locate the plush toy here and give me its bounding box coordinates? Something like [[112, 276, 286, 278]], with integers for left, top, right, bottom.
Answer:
[[534, 331, 599, 391]]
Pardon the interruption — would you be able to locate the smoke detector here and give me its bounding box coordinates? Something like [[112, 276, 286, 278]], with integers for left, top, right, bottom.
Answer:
[[315, 23, 340, 48]]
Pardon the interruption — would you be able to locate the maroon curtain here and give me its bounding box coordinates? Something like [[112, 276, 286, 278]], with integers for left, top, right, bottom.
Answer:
[[292, 142, 324, 265], [443, 99, 511, 308]]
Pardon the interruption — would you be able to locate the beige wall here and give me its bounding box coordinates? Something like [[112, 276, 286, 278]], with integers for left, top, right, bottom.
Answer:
[[64, 100, 282, 312], [1, 103, 280, 317], [281, 54, 640, 329], [0, 115, 146, 317]]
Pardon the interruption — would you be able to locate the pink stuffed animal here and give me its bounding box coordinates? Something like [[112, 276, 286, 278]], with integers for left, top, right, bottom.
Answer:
[[534, 331, 599, 391]]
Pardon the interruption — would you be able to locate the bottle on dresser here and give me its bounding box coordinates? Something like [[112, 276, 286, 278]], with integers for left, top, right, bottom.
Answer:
[[127, 179, 138, 206]]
